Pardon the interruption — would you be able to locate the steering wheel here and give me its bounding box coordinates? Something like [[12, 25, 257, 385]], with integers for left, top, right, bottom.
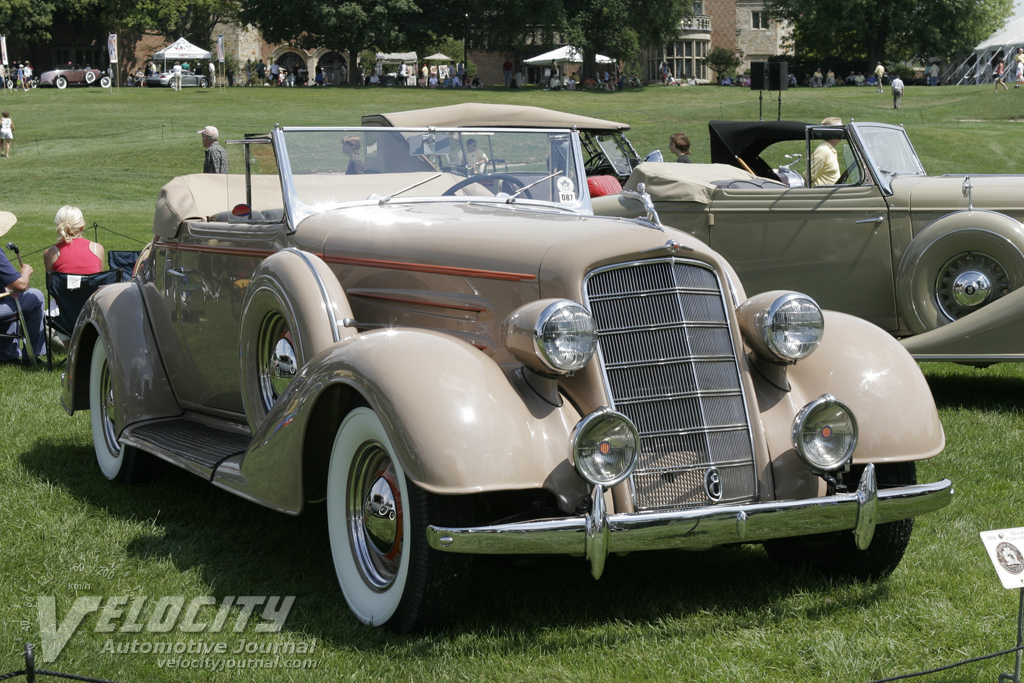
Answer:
[[442, 173, 531, 199]]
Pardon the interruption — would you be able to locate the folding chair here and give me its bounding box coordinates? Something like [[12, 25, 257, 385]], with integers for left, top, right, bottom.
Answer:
[[45, 270, 121, 370], [107, 250, 141, 282], [0, 290, 37, 366]]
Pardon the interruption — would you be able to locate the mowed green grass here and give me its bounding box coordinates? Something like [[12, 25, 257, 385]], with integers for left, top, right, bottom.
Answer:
[[2, 82, 1024, 682]]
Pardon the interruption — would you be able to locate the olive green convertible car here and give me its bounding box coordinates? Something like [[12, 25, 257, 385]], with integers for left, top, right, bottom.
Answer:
[[594, 120, 1024, 364], [61, 119, 951, 631]]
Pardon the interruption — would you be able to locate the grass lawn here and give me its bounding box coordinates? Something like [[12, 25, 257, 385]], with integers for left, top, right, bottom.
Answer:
[[2, 82, 1024, 682]]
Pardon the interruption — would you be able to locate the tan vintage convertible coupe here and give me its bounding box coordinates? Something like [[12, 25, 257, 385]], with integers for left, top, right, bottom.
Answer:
[[61, 121, 952, 631], [594, 119, 1024, 364]]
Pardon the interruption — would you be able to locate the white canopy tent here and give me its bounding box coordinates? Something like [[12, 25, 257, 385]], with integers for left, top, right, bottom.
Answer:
[[153, 38, 211, 71], [524, 45, 615, 65], [950, 0, 1024, 84], [423, 53, 453, 62]]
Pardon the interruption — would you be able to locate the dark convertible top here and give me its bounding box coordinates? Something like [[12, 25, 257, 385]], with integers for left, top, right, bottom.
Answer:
[[709, 120, 809, 179]]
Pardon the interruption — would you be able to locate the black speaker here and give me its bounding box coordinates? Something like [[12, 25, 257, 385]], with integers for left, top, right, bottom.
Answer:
[[768, 62, 788, 91], [750, 62, 768, 90]]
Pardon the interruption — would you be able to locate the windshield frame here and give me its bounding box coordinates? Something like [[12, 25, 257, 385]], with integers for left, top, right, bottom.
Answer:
[[847, 122, 926, 195], [271, 125, 592, 231]]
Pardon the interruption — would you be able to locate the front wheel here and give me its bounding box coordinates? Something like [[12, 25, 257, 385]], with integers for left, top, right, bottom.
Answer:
[[763, 462, 916, 580], [327, 408, 470, 631], [99, 76, 111, 88], [199, 77, 209, 88], [55, 76, 67, 89], [89, 342, 155, 484]]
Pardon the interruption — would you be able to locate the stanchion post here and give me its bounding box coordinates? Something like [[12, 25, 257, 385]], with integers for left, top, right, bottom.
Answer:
[[999, 587, 1024, 683]]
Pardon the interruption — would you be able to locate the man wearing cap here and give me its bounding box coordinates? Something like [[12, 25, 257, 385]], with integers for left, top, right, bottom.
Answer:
[[198, 126, 228, 174], [810, 116, 844, 187], [0, 212, 45, 363]]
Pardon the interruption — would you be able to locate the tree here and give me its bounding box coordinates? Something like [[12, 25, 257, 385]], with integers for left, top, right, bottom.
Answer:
[[237, 0, 420, 84], [702, 46, 741, 81], [765, 0, 1013, 66]]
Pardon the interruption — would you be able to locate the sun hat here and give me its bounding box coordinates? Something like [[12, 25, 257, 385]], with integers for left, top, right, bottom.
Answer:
[[197, 125, 219, 139], [0, 211, 17, 238]]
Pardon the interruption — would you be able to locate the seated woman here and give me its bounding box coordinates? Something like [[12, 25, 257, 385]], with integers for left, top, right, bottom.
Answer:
[[43, 205, 105, 274]]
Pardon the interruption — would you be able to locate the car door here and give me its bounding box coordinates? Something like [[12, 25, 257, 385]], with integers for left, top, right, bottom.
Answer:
[[707, 164, 898, 332]]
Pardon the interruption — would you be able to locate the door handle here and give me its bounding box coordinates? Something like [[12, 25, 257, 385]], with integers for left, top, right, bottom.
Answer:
[[855, 216, 885, 224], [167, 268, 187, 277]]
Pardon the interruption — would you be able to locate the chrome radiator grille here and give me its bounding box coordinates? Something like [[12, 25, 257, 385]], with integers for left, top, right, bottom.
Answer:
[[583, 259, 757, 511]]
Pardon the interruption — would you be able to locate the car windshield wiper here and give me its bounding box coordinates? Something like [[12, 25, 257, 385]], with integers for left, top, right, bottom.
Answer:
[[369, 173, 443, 205], [506, 171, 562, 204]]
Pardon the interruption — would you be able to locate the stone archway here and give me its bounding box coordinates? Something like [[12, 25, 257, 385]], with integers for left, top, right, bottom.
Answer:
[[271, 50, 306, 85], [314, 51, 347, 86]]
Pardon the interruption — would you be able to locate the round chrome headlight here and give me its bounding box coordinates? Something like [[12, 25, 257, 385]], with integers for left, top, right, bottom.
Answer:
[[503, 299, 597, 375], [572, 408, 639, 487], [792, 394, 858, 473], [758, 293, 824, 362]]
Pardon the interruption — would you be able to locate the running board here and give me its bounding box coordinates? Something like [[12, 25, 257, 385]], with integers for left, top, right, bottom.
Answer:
[[122, 418, 251, 479]]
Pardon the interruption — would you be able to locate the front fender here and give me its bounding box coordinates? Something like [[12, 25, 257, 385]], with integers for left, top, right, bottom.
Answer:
[[753, 311, 944, 500], [62, 282, 180, 433], [223, 328, 589, 514], [900, 286, 1024, 361]]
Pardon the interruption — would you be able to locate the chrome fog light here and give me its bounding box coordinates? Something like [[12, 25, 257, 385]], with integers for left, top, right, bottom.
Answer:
[[503, 299, 597, 375], [572, 408, 639, 486], [793, 394, 858, 473]]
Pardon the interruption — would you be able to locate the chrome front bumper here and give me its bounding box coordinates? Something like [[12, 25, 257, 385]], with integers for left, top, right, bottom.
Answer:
[[427, 464, 954, 579]]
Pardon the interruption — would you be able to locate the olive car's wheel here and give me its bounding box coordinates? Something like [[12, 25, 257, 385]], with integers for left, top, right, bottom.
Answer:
[[85, 71, 96, 84], [442, 173, 530, 199], [89, 343, 155, 484], [896, 224, 1024, 335], [199, 77, 209, 88], [327, 408, 470, 632], [763, 462, 916, 579], [99, 76, 111, 88], [55, 76, 67, 89]]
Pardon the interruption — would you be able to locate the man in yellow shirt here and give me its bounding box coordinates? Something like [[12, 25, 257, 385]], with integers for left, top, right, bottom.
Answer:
[[874, 62, 885, 92], [810, 117, 843, 186], [463, 138, 489, 174]]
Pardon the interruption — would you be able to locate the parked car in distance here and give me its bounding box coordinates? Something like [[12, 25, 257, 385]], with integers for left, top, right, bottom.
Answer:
[[362, 103, 652, 183], [62, 119, 952, 632], [38, 64, 111, 89], [145, 68, 210, 88], [594, 119, 1024, 364]]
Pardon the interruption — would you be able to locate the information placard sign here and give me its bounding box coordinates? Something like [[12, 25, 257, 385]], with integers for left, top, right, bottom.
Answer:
[[981, 527, 1024, 589]]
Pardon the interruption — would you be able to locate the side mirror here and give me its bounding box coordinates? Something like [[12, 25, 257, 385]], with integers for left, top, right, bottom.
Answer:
[[644, 150, 664, 163]]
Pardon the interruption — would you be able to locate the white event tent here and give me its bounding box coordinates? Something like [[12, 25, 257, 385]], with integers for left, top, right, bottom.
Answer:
[[951, 0, 1024, 84], [524, 45, 615, 65], [153, 38, 212, 70]]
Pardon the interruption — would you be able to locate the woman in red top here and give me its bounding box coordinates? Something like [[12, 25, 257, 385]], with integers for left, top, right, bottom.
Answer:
[[43, 205, 105, 274]]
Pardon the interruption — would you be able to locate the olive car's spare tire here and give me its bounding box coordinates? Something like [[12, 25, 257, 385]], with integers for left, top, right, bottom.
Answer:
[[89, 342, 156, 484], [327, 408, 471, 632], [85, 70, 96, 84], [763, 462, 916, 579], [896, 215, 1024, 335], [239, 249, 354, 432], [99, 76, 111, 88], [55, 76, 67, 89]]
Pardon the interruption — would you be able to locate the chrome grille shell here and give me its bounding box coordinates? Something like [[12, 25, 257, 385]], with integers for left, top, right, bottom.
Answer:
[[583, 258, 758, 511]]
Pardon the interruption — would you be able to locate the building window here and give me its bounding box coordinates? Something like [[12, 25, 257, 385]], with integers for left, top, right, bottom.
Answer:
[[692, 1, 704, 14], [648, 39, 708, 82], [752, 11, 770, 29]]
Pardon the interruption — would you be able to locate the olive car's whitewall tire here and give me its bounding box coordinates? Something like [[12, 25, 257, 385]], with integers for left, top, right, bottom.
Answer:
[[896, 223, 1024, 335], [327, 408, 470, 632], [88, 342, 154, 484], [763, 462, 916, 579], [55, 76, 67, 89]]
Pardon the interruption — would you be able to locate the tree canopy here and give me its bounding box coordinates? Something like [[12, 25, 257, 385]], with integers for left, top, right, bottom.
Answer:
[[765, 0, 1013, 65]]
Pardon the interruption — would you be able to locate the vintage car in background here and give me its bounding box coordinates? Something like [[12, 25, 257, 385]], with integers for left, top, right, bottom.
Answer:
[[145, 68, 210, 88], [62, 121, 952, 632], [38, 65, 111, 89], [362, 103, 651, 183], [594, 119, 1024, 364]]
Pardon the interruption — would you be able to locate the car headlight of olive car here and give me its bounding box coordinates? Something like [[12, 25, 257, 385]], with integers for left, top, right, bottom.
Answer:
[[503, 299, 597, 375], [737, 291, 824, 363], [572, 408, 639, 486], [792, 394, 858, 473]]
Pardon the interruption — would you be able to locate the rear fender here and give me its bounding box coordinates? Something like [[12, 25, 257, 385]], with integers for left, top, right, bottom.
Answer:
[[221, 328, 589, 514], [61, 282, 180, 434]]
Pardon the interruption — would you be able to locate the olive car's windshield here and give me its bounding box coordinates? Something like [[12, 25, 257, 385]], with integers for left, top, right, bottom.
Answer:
[[851, 123, 925, 191], [277, 127, 585, 222]]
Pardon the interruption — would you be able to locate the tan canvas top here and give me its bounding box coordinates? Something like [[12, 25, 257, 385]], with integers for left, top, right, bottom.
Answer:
[[623, 162, 763, 205], [361, 103, 630, 132]]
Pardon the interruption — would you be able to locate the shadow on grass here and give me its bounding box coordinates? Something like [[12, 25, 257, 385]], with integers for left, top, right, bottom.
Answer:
[[923, 364, 1024, 413], [20, 438, 894, 653]]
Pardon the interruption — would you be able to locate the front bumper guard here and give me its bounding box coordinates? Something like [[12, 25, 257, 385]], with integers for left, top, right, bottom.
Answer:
[[427, 464, 954, 579]]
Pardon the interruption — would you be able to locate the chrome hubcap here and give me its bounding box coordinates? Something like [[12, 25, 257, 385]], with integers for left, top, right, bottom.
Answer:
[[348, 444, 403, 591], [256, 314, 296, 411], [936, 252, 1009, 321]]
